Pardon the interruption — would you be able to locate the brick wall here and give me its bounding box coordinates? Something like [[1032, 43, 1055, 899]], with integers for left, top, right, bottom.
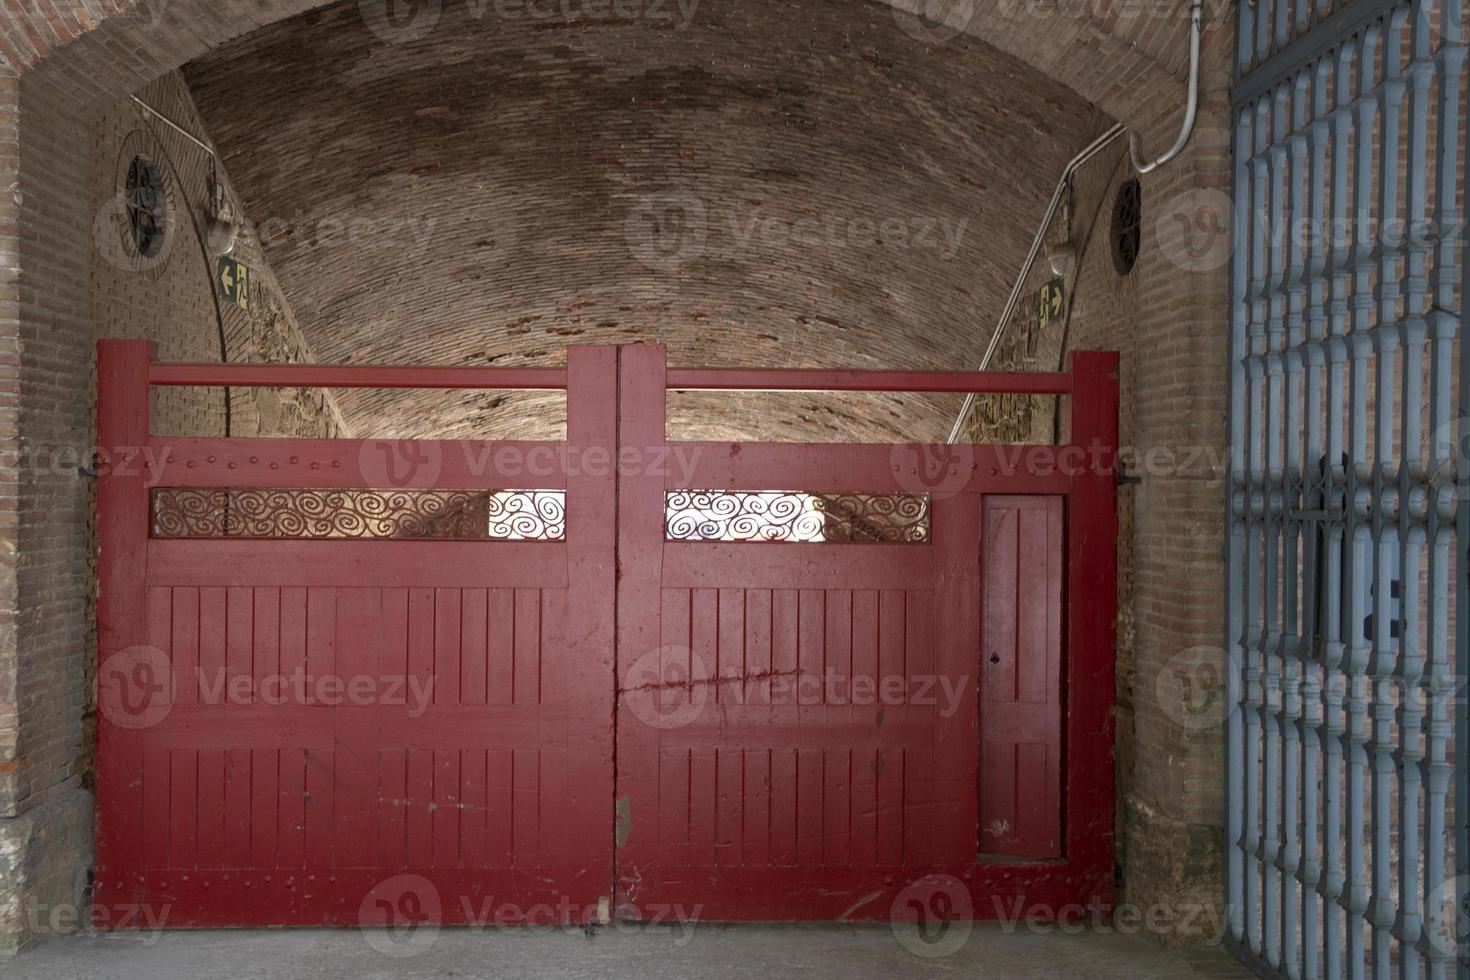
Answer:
[[0, 67, 341, 953]]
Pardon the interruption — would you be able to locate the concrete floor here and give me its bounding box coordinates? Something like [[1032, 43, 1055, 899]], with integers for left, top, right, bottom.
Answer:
[[5, 923, 1258, 979]]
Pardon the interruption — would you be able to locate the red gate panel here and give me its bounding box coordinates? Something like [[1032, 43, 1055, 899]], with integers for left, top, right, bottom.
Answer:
[[613, 346, 1118, 922], [979, 495, 1064, 858], [95, 342, 617, 927]]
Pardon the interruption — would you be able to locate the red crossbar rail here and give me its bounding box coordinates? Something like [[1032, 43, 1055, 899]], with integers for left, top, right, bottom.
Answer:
[[146, 361, 1072, 396], [664, 367, 1073, 394], [148, 363, 568, 390]]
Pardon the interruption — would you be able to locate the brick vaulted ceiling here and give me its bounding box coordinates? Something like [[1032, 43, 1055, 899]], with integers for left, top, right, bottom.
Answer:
[[182, 0, 1108, 442]]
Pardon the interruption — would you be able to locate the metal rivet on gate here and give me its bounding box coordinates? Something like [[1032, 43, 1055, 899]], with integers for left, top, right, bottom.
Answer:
[[290, 456, 299, 464], [207, 455, 216, 463], [250, 456, 258, 464], [228, 462, 236, 469], [331, 461, 340, 468], [270, 463, 279, 470], [187, 461, 195, 467]]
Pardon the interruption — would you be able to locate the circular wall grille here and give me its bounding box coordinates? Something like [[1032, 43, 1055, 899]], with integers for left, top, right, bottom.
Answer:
[[124, 155, 169, 259], [1110, 178, 1142, 276]]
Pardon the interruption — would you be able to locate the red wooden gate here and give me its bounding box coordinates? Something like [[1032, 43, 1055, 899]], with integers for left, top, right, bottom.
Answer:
[[95, 341, 1116, 928], [95, 342, 617, 926], [614, 346, 1116, 920]]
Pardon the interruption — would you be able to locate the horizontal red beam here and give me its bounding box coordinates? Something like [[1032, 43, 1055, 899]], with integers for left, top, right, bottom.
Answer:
[[664, 367, 1072, 394], [149, 363, 567, 390]]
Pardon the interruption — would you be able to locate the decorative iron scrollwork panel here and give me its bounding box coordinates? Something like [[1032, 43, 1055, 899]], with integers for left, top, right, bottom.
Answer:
[[151, 488, 565, 541], [665, 490, 929, 543]]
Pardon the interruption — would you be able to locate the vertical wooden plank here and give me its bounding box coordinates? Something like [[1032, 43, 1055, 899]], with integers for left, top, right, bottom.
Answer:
[[334, 589, 379, 869], [852, 742, 878, 867], [691, 588, 718, 705], [771, 590, 798, 708], [660, 589, 691, 719], [715, 748, 742, 866], [432, 750, 460, 868], [252, 588, 280, 703], [512, 749, 540, 867], [277, 748, 306, 868], [539, 590, 568, 708], [171, 587, 199, 707], [796, 747, 824, 865], [513, 589, 540, 706], [226, 586, 253, 702], [878, 590, 906, 707], [1064, 351, 1118, 891], [305, 748, 335, 868], [142, 747, 171, 869], [250, 586, 282, 871], [95, 340, 152, 894], [379, 748, 407, 869], [718, 588, 744, 705], [486, 589, 514, 706], [405, 748, 434, 868], [434, 588, 462, 706], [797, 590, 824, 709], [306, 588, 336, 706], [770, 747, 798, 866], [223, 749, 252, 867], [280, 588, 307, 706], [199, 588, 227, 707], [689, 749, 717, 867], [196, 745, 226, 868], [876, 748, 905, 866], [486, 750, 513, 868], [460, 748, 488, 868], [407, 589, 435, 715], [930, 495, 980, 863], [614, 344, 666, 893], [168, 750, 196, 869], [460, 589, 488, 707], [851, 590, 879, 865], [745, 589, 772, 709], [824, 748, 851, 866], [742, 748, 771, 866], [903, 591, 935, 866], [659, 747, 691, 867]]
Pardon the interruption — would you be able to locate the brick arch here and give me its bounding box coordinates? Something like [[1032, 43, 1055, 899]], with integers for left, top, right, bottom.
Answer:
[[3, 0, 1199, 134]]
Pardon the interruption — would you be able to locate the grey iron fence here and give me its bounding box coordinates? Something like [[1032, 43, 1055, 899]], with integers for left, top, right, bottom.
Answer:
[[1227, 0, 1468, 977]]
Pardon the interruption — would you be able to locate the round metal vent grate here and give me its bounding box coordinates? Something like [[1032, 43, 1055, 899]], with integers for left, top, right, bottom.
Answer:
[[1110, 178, 1141, 276], [124, 155, 169, 259]]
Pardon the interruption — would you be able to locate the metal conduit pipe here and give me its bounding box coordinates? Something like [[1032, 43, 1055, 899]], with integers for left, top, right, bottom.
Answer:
[[945, 0, 1204, 443], [1129, 0, 1204, 174]]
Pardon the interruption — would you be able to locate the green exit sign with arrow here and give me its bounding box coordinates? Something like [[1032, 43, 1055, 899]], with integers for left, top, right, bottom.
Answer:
[[1037, 277, 1065, 328], [217, 255, 251, 311]]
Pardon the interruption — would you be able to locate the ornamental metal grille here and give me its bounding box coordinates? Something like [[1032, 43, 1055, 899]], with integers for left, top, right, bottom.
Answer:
[[1227, 1, 1468, 978], [150, 488, 566, 541], [663, 491, 930, 543]]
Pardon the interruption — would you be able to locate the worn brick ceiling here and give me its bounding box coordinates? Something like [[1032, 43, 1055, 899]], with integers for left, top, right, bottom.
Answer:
[[182, 0, 1108, 442]]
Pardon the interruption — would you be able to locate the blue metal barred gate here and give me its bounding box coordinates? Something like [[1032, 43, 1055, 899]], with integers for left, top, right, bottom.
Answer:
[[1227, 0, 1469, 977]]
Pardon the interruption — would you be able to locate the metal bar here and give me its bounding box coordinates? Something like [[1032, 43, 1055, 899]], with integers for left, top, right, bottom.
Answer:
[[945, 123, 1126, 443], [148, 362, 568, 390], [665, 367, 1072, 395], [1232, 0, 1401, 105]]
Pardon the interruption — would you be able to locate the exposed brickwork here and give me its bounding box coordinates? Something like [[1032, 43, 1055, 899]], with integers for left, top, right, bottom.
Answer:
[[0, 0, 1237, 956]]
